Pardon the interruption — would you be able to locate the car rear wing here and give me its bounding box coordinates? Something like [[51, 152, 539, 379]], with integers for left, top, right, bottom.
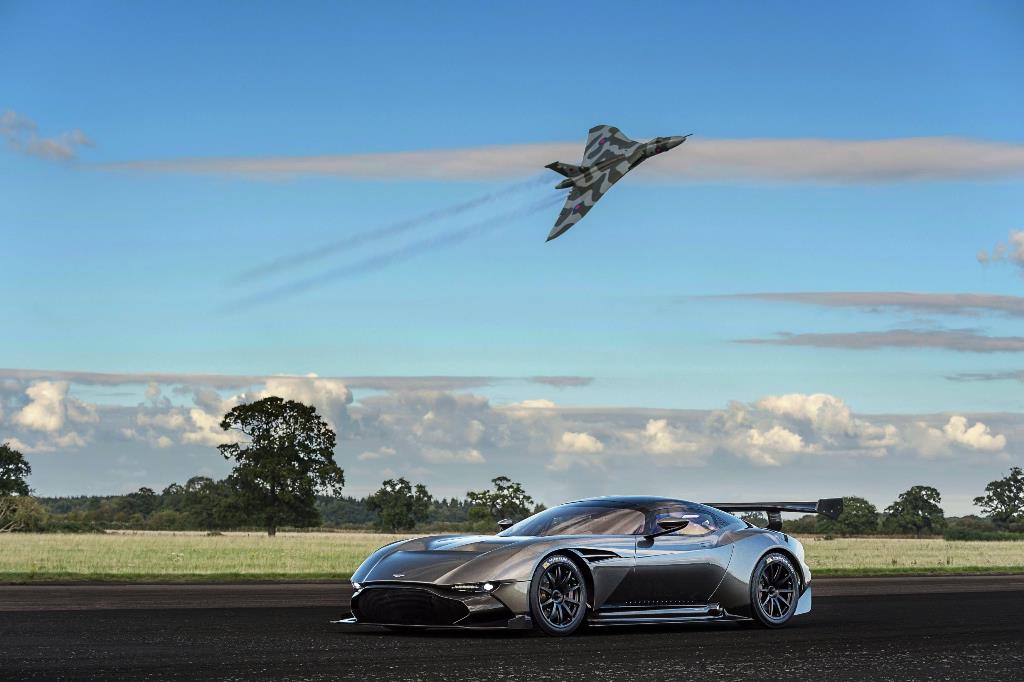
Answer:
[[703, 498, 844, 531]]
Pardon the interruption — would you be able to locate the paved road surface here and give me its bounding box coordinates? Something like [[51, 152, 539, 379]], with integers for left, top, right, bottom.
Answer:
[[1, 577, 1022, 680]]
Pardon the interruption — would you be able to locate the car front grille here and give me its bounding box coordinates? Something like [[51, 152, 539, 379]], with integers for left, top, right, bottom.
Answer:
[[353, 587, 470, 626]]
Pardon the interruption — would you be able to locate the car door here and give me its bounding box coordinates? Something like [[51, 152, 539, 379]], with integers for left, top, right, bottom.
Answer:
[[631, 506, 732, 605]]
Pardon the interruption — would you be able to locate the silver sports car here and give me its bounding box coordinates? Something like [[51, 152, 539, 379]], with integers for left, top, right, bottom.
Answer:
[[342, 496, 842, 636]]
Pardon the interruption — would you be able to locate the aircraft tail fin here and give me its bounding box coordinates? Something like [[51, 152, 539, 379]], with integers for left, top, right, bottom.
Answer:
[[545, 161, 583, 178]]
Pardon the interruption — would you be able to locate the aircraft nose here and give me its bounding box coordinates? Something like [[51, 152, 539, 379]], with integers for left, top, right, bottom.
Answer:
[[665, 135, 688, 150]]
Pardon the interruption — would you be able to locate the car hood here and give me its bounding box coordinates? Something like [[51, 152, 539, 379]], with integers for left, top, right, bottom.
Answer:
[[358, 535, 526, 584]]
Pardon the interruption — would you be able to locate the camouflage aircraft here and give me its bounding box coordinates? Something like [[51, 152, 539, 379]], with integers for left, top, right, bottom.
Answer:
[[545, 125, 690, 242]]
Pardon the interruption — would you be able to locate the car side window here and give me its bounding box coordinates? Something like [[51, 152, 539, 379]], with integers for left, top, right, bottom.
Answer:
[[653, 508, 718, 537]]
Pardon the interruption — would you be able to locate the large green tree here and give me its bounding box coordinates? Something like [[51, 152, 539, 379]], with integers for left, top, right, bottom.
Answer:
[[883, 485, 945, 536], [218, 397, 344, 536], [817, 496, 879, 535], [0, 442, 31, 497], [467, 476, 535, 529], [365, 478, 432, 532], [178, 476, 245, 530], [973, 467, 1024, 528]]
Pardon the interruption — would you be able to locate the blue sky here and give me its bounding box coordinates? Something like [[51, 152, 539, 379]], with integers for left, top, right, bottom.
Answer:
[[2, 2, 1023, 512]]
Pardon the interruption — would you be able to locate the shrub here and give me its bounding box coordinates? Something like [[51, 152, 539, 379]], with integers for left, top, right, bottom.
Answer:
[[942, 527, 1024, 542]]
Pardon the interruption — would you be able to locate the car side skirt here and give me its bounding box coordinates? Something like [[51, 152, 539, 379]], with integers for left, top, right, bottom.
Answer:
[[587, 602, 750, 626]]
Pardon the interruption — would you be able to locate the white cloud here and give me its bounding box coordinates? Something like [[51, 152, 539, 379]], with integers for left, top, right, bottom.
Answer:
[[135, 410, 188, 431], [906, 416, 1008, 458], [13, 381, 72, 432], [556, 431, 605, 454], [940, 416, 1006, 452], [756, 393, 853, 435], [638, 419, 694, 455], [1, 110, 93, 161], [357, 446, 396, 461], [508, 399, 558, 409], [253, 374, 353, 431], [102, 137, 1024, 183], [502, 399, 559, 421], [420, 447, 485, 464], [745, 426, 809, 466], [51, 431, 88, 449], [709, 393, 899, 464], [978, 230, 1024, 274], [10, 381, 97, 440], [181, 408, 238, 447], [144, 382, 162, 402]]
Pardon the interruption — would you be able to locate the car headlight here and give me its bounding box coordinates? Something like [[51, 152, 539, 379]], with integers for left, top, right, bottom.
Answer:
[[451, 582, 498, 593]]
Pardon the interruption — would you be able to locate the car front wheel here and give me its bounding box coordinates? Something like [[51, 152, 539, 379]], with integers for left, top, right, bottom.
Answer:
[[750, 552, 799, 627], [529, 554, 588, 636]]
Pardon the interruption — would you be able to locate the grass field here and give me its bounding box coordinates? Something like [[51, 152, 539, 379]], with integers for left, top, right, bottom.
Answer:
[[0, 532, 1022, 582]]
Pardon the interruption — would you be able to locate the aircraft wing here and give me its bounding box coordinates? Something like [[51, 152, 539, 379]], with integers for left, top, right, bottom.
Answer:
[[582, 125, 641, 166], [546, 172, 614, 242]]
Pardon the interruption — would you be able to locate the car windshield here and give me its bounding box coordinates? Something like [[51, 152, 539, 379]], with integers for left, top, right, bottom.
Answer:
[[498, 505, 645, 537]]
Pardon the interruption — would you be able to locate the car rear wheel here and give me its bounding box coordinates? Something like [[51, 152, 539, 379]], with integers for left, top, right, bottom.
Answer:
[[750, 552, 799, 627], [529, 554, 588, 636]]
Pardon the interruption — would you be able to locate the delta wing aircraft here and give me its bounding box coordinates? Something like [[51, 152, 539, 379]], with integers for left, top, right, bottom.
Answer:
[[545, 125, 689, 241]]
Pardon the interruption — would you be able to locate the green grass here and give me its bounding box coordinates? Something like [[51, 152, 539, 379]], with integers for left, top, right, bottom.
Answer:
[[1, 531, 1022, 583], [800, 536, 1024, 577], [0, 531, 407, 583]]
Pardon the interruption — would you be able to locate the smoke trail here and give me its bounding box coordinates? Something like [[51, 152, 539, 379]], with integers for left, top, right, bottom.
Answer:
[[225, 193, 566, 310], [230, 174, 551, 284]]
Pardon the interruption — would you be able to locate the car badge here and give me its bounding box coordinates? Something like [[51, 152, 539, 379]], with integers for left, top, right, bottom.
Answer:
[[393, 573, 405, 578]]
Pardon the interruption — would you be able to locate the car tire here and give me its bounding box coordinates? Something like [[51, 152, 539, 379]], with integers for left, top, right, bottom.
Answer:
[[749, 552, 800, 628], [529, 554, 588, 636]]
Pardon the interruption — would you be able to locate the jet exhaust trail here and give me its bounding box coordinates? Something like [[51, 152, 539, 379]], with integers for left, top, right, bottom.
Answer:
[[225, 193, 566, 310], [230, 174, 550, 284]]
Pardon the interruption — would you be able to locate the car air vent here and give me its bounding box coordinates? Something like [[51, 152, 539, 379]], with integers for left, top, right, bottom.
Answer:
[[575, 549, 619, 563]]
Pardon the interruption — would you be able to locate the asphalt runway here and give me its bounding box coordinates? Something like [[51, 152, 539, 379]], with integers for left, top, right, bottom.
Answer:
[[1, 577, 1022, 681]]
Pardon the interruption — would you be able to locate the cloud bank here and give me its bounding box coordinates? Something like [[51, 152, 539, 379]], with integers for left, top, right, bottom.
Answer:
[[1, 369, 1015, 505], [0, 368, 591, 393], [99, 137, 1024, 183]]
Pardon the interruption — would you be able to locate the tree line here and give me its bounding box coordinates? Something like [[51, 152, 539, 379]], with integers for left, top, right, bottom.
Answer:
[[2, 394, 1023, 538], [18, 475, 538, 534]]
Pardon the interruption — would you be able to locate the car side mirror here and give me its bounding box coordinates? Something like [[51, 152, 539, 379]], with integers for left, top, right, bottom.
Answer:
[[657, 518, 689, 533], [497, 519, 514, 531], [644, 518, 689, 541]]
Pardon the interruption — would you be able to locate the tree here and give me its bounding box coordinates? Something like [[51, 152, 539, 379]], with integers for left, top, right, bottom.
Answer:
[[180, 477, 244, 530], [883, 486, 945, 536], [0, 496, 47, 532], [467, 476, 535, 529], [366, 478, 432, 532], [218, 397, 344, 536], [127, 487, 159, 516], [817, 496, 879, 535], [0, 442, 31, 496], [973, 467, 1024, 528]]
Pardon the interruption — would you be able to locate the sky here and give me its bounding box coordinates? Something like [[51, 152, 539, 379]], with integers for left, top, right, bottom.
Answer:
[[2, 2, 1023, 514]]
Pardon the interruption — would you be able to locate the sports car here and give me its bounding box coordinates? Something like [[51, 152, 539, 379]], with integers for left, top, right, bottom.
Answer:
[[341, 495, 842, 636]]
